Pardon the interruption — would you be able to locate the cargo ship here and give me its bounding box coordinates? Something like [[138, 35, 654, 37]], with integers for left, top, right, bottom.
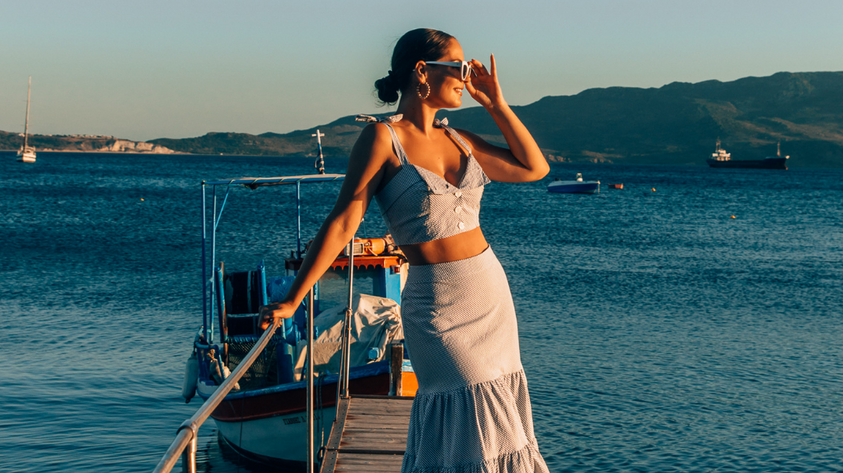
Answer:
[[706, 140, 789, 169]]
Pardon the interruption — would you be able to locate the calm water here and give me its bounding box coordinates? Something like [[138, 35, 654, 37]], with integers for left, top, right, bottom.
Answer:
[[1, 152, 841, 473]]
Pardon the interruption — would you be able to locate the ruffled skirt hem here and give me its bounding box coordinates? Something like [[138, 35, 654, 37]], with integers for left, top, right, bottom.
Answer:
[[401, 370, 549, 473], [402, 440, 548, 473]]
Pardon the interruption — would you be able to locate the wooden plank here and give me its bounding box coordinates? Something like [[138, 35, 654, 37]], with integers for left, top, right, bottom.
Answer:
[[342, 426, 408, 433], [322, 395, 410, 473], [347, 411, 412, 419], [348, 399, 411, 410], [349, 395, 414, 403], [339, 438, 406, 450], [344, 420, 409, 427], [346, 411, 412, 420], [320, 397, 351, 473], [337, 454, 404, 463], [340, 435, 406, 443], [320, 448, 339, 473], [339, 429, 407, 437], [347, 407, 412, 416], [346, 415, 409, 423], [336, 454, 404, 465], [347, 402, 413, 415], [347, 406, 413, 414], [339, 430, 406, 438], [341, 433, 405, 438], [350, 394, 415, 401], [325, 397, 351, 450], [334, 453, 404, 472], [346, 417, 408, 426]]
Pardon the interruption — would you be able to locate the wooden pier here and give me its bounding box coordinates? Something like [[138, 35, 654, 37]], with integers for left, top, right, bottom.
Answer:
[[320, 394, 413, 473]]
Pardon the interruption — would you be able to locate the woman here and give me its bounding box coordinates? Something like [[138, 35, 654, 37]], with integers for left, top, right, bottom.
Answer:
[[260, 28, 550, 472]]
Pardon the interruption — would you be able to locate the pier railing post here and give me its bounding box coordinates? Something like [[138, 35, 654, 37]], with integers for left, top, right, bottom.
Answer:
[[181, 432, 197, 473], [307, 286, 316, 473]]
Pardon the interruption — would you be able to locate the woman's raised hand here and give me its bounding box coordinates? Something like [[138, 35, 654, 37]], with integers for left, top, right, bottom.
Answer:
[[465, 54, 506, 110], [259, 300, 297, 331]]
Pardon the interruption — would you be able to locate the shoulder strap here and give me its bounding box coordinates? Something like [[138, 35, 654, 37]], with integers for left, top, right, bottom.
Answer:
[[383, 124, 410, 165], [356, 114, 409, 165], [434, 118, 473, 156]]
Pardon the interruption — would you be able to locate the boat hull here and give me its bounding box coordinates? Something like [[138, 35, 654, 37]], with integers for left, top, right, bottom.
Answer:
[[200, 362, 395, 464], [548, 181, 600, 194], [216, 405, 337, 466], [17, 149, 36, 163], [706, 157, 788, 169]]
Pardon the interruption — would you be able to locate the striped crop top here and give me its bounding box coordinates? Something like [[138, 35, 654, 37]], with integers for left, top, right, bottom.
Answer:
[[356, 114, 492, 246]]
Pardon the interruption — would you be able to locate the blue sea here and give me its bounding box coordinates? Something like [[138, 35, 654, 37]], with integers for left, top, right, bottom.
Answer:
[[2, 151, 841, 473]]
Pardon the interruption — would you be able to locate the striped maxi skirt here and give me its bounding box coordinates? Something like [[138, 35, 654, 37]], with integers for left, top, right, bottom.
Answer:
[[400, 246, 549, 473]]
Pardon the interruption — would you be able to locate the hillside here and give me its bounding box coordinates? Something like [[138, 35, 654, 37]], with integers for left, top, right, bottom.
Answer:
[[149, 71, 843, 167], [4, 71, 842, 167]]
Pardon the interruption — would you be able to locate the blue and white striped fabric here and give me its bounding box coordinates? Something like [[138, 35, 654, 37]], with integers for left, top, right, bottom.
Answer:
[[357, 114, 491, 246], [355, 114, 549, 472], [400, 247, 549, 472]]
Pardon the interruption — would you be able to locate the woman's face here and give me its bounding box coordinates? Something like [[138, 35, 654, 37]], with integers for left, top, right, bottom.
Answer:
[[425, 39, 468, 109]]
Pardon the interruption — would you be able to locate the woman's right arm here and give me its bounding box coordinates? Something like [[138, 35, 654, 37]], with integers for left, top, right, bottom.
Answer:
[[259, 123, 394, 329]]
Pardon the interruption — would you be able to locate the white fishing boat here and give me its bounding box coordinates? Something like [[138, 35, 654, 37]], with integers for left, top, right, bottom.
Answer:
[[16, 76, 36, 164], [548, 173, 600, 194], [181, 175, 417, 467]]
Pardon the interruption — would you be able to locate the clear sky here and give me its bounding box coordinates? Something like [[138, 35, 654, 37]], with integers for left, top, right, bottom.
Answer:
[[2, 0, 841, 142]]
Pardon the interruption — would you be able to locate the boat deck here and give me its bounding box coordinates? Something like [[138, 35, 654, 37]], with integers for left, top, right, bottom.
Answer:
[[320, 394, 413, 472]]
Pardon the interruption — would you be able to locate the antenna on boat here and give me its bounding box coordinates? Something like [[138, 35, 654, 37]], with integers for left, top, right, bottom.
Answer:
[[312, 129, 325, 174]]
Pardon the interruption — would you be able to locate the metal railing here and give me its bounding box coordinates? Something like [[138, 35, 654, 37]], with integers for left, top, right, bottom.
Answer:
[[153, 287, 318, 473], [155, 225, 362, 473]]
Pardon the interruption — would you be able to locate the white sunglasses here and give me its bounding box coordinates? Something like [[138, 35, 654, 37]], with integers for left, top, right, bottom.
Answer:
[[424, 61, 473, 81]]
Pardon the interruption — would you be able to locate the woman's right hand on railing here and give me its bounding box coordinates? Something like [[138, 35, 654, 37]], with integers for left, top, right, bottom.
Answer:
[[259, 300, 297, 331]]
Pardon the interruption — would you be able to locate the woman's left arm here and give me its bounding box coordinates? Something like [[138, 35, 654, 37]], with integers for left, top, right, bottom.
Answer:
[[462, 54, 549, 183]]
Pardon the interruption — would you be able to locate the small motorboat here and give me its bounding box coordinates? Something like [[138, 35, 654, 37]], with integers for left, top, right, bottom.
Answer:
[[608, 184, 623, 190], [179, 174, 417, 467], [548, 173, 600, 194]]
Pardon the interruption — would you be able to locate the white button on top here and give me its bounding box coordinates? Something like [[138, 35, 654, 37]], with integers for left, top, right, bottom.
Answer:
[[458, 222, 465, 230], [455, 191, 463, 198], [455, 205, 462, 214]]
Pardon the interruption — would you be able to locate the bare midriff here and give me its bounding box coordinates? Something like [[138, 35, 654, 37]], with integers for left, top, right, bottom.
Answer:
[[399, 227, 488, 266]]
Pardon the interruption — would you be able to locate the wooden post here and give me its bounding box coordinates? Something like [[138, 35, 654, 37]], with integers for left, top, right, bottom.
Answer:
[[389, 343, 404, 396]]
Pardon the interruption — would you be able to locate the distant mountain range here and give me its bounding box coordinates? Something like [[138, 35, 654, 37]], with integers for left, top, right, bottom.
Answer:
[[4, 71, 842, 167]]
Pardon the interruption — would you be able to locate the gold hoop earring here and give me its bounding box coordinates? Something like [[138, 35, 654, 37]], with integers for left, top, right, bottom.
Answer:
[[416, 82, 430, 100]]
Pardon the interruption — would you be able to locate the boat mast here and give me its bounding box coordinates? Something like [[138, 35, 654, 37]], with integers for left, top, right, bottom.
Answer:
[[312, 129, 325, 174], [23, 76, 31, 150]]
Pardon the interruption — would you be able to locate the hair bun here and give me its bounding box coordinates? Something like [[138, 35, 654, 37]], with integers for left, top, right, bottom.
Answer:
[[375, 73, 400, 104]]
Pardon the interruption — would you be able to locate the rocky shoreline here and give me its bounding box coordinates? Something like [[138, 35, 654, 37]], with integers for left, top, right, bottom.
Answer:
[[0, 132, 175, 154]]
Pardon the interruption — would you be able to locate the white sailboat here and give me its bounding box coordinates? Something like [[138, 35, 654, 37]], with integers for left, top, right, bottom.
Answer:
[[16, 76, 36, 163]]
